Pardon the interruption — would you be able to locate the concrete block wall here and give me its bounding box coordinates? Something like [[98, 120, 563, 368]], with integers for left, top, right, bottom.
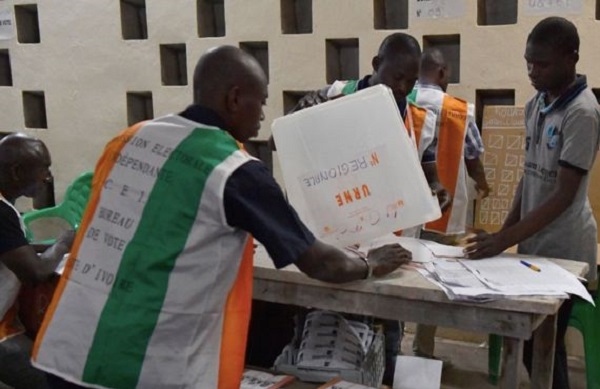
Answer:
[[1, 0, 600, 200], [0, 0, 598, 357]]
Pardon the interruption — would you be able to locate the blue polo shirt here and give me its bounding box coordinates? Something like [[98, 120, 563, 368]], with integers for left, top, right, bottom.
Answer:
[[519, 75, 600, 281]]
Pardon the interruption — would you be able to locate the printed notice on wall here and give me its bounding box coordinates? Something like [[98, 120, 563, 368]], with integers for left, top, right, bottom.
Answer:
[[412, 0, 466, 20], [0, 6, 15, 40], [523, 0, 583, 15], [475, 106, 525, 233]]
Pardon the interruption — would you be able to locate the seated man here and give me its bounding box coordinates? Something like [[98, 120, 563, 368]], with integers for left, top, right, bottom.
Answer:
[[0, 133, 75, 389]]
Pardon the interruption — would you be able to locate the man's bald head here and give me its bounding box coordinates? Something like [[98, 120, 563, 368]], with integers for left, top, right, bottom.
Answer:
[[0, 133, 52, 201], [192, 46, 268, 142], [419, 48, 450, 92], [193, 45, 267, 107], [0, 133, 48, 168], [421, 48, 447, 74]]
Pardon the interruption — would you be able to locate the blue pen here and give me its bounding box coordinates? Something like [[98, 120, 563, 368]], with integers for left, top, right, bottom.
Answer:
[[520, 260, 541, 272]]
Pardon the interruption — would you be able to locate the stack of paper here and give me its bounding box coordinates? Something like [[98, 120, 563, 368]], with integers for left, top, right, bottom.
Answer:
[[358, 235, 593, 304], [419, 255, 593, 303]]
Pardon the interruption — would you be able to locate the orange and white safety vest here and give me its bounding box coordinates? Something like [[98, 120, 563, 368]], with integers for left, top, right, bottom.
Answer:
[[409, 86, 470, 234]]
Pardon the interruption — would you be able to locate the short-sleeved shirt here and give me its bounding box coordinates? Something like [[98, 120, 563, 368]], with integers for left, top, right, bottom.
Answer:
[[0, 198, 27, 332], [0, 200, 29, 254], [179, 105, 316, 268], [518, 75, 600, 281]]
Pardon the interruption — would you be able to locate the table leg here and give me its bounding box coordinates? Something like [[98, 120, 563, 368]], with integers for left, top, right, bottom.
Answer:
[[499, 336, 523, 389], [531, 314, 557, 389]]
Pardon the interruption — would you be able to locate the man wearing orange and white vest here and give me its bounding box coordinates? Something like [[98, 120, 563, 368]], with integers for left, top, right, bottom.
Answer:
[[279, 33, 450, 387], [0, 134, 74, 389], [408, 48, 489, 364], [33, 46, 412, 389], [292, 34, 451, 223]]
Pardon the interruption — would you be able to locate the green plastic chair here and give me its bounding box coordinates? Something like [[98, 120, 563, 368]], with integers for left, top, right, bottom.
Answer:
[[23, 171, 93, 245], [567, 292, 600, 389], [488, 291, 600, 388]]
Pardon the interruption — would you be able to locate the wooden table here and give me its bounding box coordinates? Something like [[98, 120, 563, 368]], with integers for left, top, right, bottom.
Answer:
[[252, 253, 588, 389]]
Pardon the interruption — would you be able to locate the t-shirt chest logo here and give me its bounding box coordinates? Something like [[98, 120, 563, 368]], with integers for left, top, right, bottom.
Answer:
[[546, 125, 559, 149]]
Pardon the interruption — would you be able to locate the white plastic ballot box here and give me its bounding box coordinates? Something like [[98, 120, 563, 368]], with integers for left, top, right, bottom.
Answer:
[[272, 85, 441, 247]]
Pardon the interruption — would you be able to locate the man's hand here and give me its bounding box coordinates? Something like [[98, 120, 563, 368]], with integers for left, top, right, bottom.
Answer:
[[367, 244, 412, 277], [463, 230, 508, 259], [56, 229, 76, 251], [292, 90, 329, 113], [475, 181, 491, 199], [433, 186, 452, 213]]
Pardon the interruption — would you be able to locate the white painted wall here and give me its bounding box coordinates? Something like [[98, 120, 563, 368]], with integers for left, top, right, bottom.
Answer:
[[1, 0, 599, 201]]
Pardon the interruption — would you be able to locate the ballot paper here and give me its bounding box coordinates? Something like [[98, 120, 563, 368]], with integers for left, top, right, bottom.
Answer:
[[357, 234, 465, 262], [419, 240, 465, 258], [272, 85, 440, 247], [393, 355, 442, 389], [54, 253, 70, 275], [416, 255, 592, 303], [460, 257, 594, 304], [358, 234, 436, 263]]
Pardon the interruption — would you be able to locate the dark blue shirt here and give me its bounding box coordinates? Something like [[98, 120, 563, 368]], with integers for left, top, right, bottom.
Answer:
[[179, 105, 316, 269], [0, 201, 28, 255]]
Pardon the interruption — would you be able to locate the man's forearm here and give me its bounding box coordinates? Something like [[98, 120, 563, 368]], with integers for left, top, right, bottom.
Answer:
[[38, 239, 71, 278], [465, 158, 488, 191]]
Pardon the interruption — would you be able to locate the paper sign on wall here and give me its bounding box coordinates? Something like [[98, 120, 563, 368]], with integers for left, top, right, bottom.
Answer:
[[523, 0, 583, 15], [0, 6, 15, 40], [412, 0, 466, 20], [272, 85, 441, 247]]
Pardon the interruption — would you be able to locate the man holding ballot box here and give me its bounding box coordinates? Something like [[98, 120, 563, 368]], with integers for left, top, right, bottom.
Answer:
[[272, 32, 447, 386], [287, 33, 452, 219], [33, 46, 411, 389]]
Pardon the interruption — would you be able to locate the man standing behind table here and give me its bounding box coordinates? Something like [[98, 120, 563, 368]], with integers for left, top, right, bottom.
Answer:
[[466, 17, 600, 389], [33, 46, 411, 389], [290, 33, 452, 218], [408, 48, 490, 363], [0, 133, 74, 389], [272, 32, 449, 386]]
